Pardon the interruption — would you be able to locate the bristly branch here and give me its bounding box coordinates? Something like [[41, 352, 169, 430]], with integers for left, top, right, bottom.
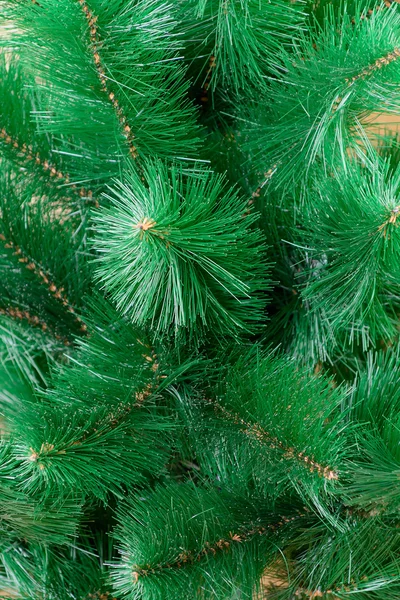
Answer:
[[0, 233, 87, 334], [77, 0, 138, 160], [0, 127, 96, 205], [5, 0, 201, 177], [131, 521, 291, 583], [347, 46, 400, 83], [176, 0, 305, 93], [247, 165, 278, 210], [238, 4, 400, 187], [0, 306, 71, 346], [94, 160, 269, 341], [1, 126, 68, 183], [25, 345, 162, 457], [205, 397, 339, 481]]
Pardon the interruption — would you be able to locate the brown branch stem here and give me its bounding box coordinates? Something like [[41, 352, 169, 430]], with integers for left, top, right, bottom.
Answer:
[[0, 233, 87, 333], [206, 398, 338, 481], [29, 347, 161, 466], [346, 47, 400, 85], [0, 128, 96, 205], [0, 306, 71, 345], [77, 0, 138, 159], [132, 513, 305, 584]]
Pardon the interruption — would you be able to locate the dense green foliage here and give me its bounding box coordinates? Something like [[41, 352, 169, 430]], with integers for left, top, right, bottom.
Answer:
[[2, 0, 400, 599], [94, 161, 268, 339]]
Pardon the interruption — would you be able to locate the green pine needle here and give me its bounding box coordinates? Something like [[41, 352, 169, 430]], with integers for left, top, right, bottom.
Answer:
[[176, 0, 306, 93], [295, 159, 400, 348], [239, 1, 400, 187], [94, 160, 270, 340]]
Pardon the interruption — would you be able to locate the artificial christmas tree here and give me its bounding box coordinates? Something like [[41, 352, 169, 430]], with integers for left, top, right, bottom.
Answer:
[[1, 0, 400, 598]]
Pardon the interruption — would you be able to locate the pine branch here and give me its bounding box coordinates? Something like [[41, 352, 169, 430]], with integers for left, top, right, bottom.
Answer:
[[0, 157, 92, 342], [0, 233, 87, 336], [0, 313, 66, 396], [6, 300, 173, 501], [0, 54, 96, 202], [176, 0, 306, 93], [343, 348, 400, 513], [1, 126, 69, 186], [0, 536, 115, 600], [0, 484, 82, 546], [112, 482, 309, 600], [0, 306, 71, 347], [346, 46, 400, 83], [77, 0, 138, 160], [173, 349, 350, 523], [294, 158, 400, 348], [11, 409, 168, 501], [131, 524, 268, 584], [253, 199, 339, 367], [280, 516, 400, 600], [239, 1, 400, 187], [0, 126, 96, 206], [5, 0, 202, 182], [310, 0, 400, 28], [94, 160, 270, 341], [205, 397, 339, 481]]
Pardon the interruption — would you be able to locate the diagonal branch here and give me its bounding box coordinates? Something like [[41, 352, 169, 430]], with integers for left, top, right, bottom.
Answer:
[[0, 233, 87, 333], [28, 347, 161, 464], [247, 165, 278, 211], [1, 127, 68, 182], [132, 513, 305, 583], [0, 306, 71, 346], [0, 128, 96, 205], [333, 46, 400, 110], [205, 398, 339, 481], [77, 0, 138, 159], [346, 47, 400, 85]]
